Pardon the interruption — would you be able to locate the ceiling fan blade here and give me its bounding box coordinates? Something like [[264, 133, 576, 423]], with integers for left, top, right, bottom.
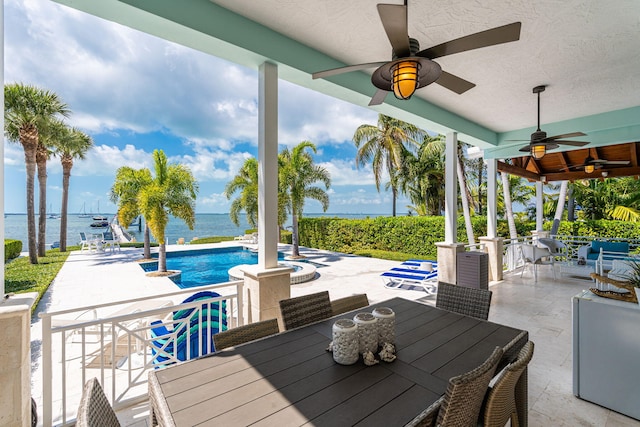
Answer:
[[377, 4, 411, 57], [553, 140, 589, 147], [546, 132, 586, 140], [368, 89, 389, 106], [416, 22, 521, 60], [312, 62, 388, 80], [603, 160, 631, 165], [435, 71, 476, 94]]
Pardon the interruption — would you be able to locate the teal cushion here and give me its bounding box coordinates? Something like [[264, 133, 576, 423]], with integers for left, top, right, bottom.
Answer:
[[591, 241, 629, 254]]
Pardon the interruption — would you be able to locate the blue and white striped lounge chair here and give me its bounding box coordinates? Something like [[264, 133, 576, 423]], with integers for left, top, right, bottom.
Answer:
[[381, 260, 438, 294]]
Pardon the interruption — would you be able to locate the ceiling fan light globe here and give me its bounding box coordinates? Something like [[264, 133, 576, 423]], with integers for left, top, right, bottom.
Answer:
[[392, 60, 419, 99], [531, 144, 546, 160], [585, 164, 595, 174]]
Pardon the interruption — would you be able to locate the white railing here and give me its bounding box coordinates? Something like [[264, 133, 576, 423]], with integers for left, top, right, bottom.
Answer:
[[501, 234, 640, 274], [502, 236, 533, 273], [464, 242, 485, 252], [39, 280, 243, 427]]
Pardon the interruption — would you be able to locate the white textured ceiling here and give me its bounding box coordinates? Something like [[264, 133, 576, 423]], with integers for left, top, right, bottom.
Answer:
[[212, 0, 640, 134]]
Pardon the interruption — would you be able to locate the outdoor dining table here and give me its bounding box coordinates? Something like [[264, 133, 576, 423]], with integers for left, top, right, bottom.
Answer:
[[148, 297, 528, 427]]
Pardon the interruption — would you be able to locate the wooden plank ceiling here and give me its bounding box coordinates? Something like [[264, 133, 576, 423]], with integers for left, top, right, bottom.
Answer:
[[497, 142, 640, 182]]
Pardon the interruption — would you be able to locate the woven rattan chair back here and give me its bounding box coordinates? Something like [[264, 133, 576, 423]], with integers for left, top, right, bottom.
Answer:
[[330, 294, 369, 316], [76, 377, 121, 427], [213, 318, 280, 351], [279, 291, 332, 330], [405, 346, 504, 427], [481, 341, 534, 427], [436, 282, 493, 320], [438, 346, 504, 427]]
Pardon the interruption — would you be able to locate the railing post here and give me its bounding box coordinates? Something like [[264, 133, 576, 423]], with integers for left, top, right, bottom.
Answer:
[[236, 281, 244, 326], [42, 314, 53, 427]]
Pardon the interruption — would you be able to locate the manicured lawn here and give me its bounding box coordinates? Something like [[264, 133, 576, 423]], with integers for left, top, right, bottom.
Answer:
[[4, 248, 78, 314]]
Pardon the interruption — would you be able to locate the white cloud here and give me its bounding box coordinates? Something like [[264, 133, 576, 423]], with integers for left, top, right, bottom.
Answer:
[[319, 159, 376, 186], [73, 144, 152, 177]]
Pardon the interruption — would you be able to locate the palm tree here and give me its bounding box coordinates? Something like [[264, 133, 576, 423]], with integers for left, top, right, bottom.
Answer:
[[398, 135, 445, 216], [353, 114, 424, 216], [111, 167, 154, 259], [224, 158, 259, 228], [138, 150, 198, 272], [4, 83, 69, 264], [54, 125, 93, 252], [279, 141, 331, 257]]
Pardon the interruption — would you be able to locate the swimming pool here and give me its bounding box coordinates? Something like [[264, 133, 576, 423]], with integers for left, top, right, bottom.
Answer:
[[141, 247, 315, 288]]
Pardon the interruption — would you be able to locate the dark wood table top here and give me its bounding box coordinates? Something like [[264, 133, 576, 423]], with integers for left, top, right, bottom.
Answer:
[[149, 297, 527, 427]]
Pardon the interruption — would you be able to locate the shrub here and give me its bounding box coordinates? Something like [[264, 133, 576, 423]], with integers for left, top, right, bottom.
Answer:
[[4, 239, 22, 262], [190, 236, 235, 245], [279, 230, 292, 244]]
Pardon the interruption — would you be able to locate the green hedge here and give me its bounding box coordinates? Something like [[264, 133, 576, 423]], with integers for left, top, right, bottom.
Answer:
[[4, 239, 22, 262], [549, 219, 640, 240], [298, 216, 637, 258]]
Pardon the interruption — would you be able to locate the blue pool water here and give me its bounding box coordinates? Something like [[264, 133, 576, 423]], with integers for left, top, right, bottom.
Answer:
[[143, 247, 287, 288]]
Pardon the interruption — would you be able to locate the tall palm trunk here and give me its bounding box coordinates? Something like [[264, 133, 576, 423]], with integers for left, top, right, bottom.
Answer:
[[144, 223, 151, 259], [59, 156, 73, 252], [457, 154, 475, 245], [551, 180, 568, 235], [567, 187, 575, 222], [36, 146, 48, 257], [391, 186, 397, 217], [292, 212, 300, 257], [500, 172, 518, 240], [21, 126, 39, 264], [158, 242, 167, 272]]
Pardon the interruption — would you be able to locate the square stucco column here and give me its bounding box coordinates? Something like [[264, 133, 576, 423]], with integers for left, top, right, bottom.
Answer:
[[479, 236, 504, 282], [241, 266, 292, 331], [435, 242, 465, 284], [0, 292, 37, 426]]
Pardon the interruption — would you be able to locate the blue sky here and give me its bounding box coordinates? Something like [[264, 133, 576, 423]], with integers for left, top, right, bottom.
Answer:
[[3, 0, 421, 215]]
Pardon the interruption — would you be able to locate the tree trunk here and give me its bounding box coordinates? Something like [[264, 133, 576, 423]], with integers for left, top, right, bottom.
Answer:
[[158, 242, 167, 272], [501, 172, 518, 240], [477, 159, 484, 215], [391, 186, 397, 217], [457, 154, 475, 245], [59, 158, 72, 252], [21, 127, 39, 264], [567, 187, 575, 222], [551, 180, 568, 236], [292, 212, 300, 257], [36, 147, 48, 257], [144, 223, 151, 259]]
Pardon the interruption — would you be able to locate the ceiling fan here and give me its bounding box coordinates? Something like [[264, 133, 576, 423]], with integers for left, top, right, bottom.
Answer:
[[312, 2, 522, 106], [516, 85, 589, 159], [564, 148, 630, 174]]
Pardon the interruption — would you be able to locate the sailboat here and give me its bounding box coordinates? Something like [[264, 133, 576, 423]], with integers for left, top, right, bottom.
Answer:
[[47, 204, 60, 219], [92, 200, 107, 221], [78, 202, 91, 218]]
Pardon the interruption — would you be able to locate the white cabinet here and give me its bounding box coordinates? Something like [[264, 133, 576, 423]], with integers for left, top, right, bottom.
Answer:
[[572, 291, 640, 420]]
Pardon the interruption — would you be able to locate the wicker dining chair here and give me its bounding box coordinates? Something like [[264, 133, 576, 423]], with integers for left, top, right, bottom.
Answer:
[[213, 318, 280, 351], [481, 341, 535, 427], [330, 294, 369, 316], [436, 281, 493, 320], [279, 291, 332, 330], [76, 377, 121, 427], [406, 346, 504, 427]]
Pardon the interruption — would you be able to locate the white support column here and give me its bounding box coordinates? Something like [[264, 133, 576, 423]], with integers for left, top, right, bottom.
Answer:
[[486, 158, 497, 238], [536, 181, 544, 231], [242, 62, 291, 326], [258, 62, 279, 269], [436, 132, 464, 284], [1, 0, 5, 297], [444, 132, 458, 244]]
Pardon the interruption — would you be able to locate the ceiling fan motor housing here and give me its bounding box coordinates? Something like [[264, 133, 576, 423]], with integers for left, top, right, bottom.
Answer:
[[530, 130, 547, 141]]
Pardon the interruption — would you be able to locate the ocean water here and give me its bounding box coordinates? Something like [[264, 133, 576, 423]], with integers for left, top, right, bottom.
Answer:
[[3, 213, 380, 249]]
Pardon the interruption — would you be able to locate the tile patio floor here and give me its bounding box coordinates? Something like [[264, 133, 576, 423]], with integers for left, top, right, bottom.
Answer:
[[30, 243, 640, 426]]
